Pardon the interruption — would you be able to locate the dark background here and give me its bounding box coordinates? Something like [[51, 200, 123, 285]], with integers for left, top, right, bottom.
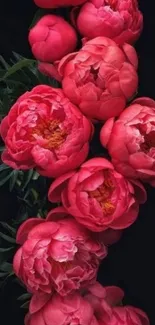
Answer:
[[0, 0, 155, 324]]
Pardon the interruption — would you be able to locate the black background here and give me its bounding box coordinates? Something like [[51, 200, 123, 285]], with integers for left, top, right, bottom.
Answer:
[[0, 0, 155, 324]]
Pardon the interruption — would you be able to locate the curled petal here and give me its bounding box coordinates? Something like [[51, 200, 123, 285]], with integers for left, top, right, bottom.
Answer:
[[16, 218, 45, 244], [46, 207, 69, 221], [48, 171, 75, 203]]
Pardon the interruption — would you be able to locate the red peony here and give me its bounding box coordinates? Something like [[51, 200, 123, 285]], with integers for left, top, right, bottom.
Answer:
[[100, 97, 155, 186], [29, 15, 77, 62], [48, 158, 146, 232], [25, 291, 99, 325], [0, 85, 92, 177], [34, 0, 87, 8], [83, 282, 149, 325], [76, 0, 143, 45], [13, 211, 106, 296], [58, 37, 138, 121]]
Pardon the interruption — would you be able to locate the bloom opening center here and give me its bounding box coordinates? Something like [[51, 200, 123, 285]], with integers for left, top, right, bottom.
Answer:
[[141, 131, 155, 152], [89, 172, 115, 215], [31, 119, 68, 149]]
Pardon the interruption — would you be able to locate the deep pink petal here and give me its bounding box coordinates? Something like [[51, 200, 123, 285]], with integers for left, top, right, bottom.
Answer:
[[48, 171, 75, 203], [81, 158, 114, 170], [13, 247, 23, 276], [16, 218, 45, 244], [130, 179, 147, 204], [28, 222, 59, 240], [100, 118, 115, 148], [46, 207, 69, 221], [105, 286, 124, 306], [0, 116, 9, 140], [38, 62, 62, 82], [30, 293, 51, 314]]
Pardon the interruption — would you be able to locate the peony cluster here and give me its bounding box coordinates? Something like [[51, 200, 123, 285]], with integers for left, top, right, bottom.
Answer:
[[25, 282, 149, 325], [0, 0, 151, 324]]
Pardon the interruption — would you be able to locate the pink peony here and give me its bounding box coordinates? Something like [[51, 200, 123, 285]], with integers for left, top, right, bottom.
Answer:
[[102, 307, 150, 325], [29, 15, 77, 62], [48, 158, 146, 232], [58, 37, 138, 121], [76, 0, 143, 45], [100, 97, 155, 186], [13, 212, 106, 296], [83, 282, 149, 325], [34, 0, 87, 8], [25, 291, 99, 325], [0, 85, 92, 177]]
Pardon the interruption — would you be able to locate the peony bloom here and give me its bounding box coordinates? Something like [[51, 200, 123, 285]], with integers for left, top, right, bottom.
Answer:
[[58, 37, 138, 121], [100, 97, 155, 186], [0, 85, 92, 178], [83, 282, 149, 325], [34, 0, 87, 8], [76, 0, 143, 45], [48, 158, 146, 232], [13, 212, 106, 296], [103, 307, 150, 325], [25, 291, 99, 325], [28, 15, 77, 62]]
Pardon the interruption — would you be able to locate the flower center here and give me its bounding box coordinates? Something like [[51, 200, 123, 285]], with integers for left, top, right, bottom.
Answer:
[[31, 119, 68, 150], [141, 131, 155, 152], [89, 172, 115, 215], [105, 0, 117, 10]]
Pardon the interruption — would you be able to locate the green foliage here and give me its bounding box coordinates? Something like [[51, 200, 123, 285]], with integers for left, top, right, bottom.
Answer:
[[0, 54, 57, 293], [0, 52, 60, 119]]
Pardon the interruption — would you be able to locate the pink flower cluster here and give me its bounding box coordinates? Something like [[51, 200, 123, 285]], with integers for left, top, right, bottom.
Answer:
[[0, 0, 151, 324], [25, 282, 149, 325]]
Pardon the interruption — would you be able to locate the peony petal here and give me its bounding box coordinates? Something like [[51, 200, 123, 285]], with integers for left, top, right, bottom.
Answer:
[[30, 293, 51, 314], [29, 310, 45, 325], [0, 116, 9, 140], [111, 202, 139, 229], [130, 179, 147, 204], [100, 229, 123, 246], [38, 62, 62, 82], [48, 171, 75, 203], [127, 307, 150, 325], [16, 218, 45, 244], [13, 247, 23, 277], [88, 282, 107, 299], [28, 222, 59, 240], [105, 286, 124, 306], [133, 97, 155, 108], [81, 158, 114, 170], [46, 207, 69, 221], [100, 118, 115, 148], [121, 43, 138, 69]]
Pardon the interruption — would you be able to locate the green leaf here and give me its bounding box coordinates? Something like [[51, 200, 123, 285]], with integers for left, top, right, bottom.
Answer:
[[0, 247, 14, 253], [21, 301, 30, 309], [0, 232, 16, 243], [0, 272, 9, 278], [0, 171, 14, 187], [22, 169, 34, 190], [0, 222, 16, 235], [0, 55, 10, 69], [0, 262, 13, 273], [32, 171, 40, 180], [18, 293, 31, 301], [2, 59, 36, 79], [0, 164, 10, 172], [9, 170, 19, 191]]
